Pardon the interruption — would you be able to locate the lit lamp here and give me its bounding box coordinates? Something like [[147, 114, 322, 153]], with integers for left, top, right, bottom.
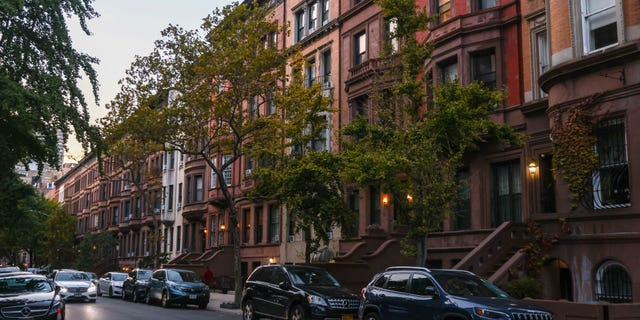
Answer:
[[220, 224, 226, 231], [382, 194, 389, 206], [528, 162, 537, 175], [406, 194, 414, 203], [268, 257, 276, 264]]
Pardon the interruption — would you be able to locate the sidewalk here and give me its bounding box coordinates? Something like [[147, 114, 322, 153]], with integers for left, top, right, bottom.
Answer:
[[208, 290, 242, 315]]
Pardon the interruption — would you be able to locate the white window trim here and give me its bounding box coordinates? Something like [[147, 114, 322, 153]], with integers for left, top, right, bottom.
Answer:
[[578, 0, 624, 55]]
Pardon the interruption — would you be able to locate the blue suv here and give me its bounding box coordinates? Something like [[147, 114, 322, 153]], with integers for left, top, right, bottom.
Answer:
[[359, 266, 553, 320]]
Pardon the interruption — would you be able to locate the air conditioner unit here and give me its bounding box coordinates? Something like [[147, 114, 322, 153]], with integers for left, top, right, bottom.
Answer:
[[162, 165, 167, 172], [177, 203, 182, 210], [245, 169, 252, 175], [179, 161, 184, 168], [288, 235, 295, 242], [123, 184, 130, 191], [273, 234, 279, 242]]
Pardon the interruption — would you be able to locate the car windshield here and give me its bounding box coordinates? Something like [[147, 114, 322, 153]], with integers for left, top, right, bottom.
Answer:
[[112, 273, 127, 281], [433, 272, 509, 298], [137, 270, 151, 280], [167, 270, 201, 283], [85, 273, 97, 280], [287, 267, 341, 287], [0, 277, 53, 294], [56, 272, 89, 281]]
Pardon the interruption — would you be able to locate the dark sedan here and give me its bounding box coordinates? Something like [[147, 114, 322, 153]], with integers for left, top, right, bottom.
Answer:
[[145, 268, 209, 309], [0, 272, 65, 320], [122, 268, 152, 302]]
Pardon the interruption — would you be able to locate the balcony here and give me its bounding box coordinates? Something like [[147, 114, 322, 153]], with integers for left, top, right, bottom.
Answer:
[[345, 57, 402, 88], [161, 210, 174, 225]]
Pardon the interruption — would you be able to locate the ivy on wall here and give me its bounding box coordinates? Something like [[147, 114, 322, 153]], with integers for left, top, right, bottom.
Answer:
[[550, 94, 602, 210]]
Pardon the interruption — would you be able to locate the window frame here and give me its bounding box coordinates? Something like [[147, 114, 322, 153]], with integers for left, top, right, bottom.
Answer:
[[354, 31, 367, 66], [580, 0, 621, 54]]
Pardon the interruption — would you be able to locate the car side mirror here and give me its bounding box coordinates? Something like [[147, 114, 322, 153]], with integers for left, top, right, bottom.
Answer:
[[425, 286, 439, 297]]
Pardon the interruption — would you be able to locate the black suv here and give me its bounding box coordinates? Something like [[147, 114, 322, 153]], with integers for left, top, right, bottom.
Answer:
[[242, 264, 360, 320], [359, 266, 553, 320], [121, 268, 152, 302]]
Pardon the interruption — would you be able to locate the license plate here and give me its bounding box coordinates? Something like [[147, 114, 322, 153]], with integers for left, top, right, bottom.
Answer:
[[189, 294, 197, 300], [342, 315, 353, 320], [74, 293, 82, 297]]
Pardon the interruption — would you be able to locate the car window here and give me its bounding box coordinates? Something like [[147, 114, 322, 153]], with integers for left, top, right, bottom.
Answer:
[[167, 270, 201, 283], [383, 273, 410, 292], [0, 277, 53, 294], [137, 270, 152, 280], [56, 272, 89, 281], [270, 268, 288, 285], [373, 274, 390, 288], [433, 273, 507, 298], [409, 273, 435, 296], [286, 267, 340, 287], [152, 270, 164, 280], [112, 273, 127, 281], [248, 267, 265, 282]]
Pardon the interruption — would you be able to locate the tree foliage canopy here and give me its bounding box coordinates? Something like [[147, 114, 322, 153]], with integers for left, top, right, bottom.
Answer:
[[0, 0, 103, 174]]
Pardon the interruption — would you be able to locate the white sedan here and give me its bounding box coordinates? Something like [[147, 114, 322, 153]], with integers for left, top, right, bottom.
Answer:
[[97, 271, 127, 298]]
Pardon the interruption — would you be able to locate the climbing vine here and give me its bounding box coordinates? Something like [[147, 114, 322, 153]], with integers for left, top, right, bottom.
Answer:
[[551, 95, 601, 210]]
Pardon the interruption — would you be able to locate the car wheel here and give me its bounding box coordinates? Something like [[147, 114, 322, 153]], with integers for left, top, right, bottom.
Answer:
[[96, 285, 102, 297], [198, 302, 208, 310], [290, 304, 307, 320], [132, 289, 139, 302], [145, 291, 152, 305], [121, 287, 127, 300], [242, 300, 260, 320], [108, 287, 113, 298], [161, 291, 170, 308], [363, 312, 380, 320]]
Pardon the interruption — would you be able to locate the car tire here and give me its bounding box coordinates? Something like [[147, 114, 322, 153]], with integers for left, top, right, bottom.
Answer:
[[363, 312, 380, 320], [198, 303, 207, 310], [161, 291, 170, 308], [242, 300, 260, 320], [290, 304, 307, 320], [96, 285, 102, 297], [132, 288, 139, 302], [145, 291, 152, 305], [108, 287, 113, 298]]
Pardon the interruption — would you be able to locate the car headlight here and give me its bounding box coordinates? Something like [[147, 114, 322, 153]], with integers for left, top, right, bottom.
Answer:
[[474, 307, 509, 319], [87, 284, 96, 292], [306, 294, 328, 306], [59, 287, 68, 294]]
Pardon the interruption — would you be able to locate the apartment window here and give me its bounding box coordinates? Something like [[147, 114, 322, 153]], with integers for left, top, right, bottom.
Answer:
[[591, 118, 629, 209], [491, 160, 521, 226], [186, 177, 192, 203], [123, 201, 131, 220], [471, 50, 496, 90], [595, 261, 632, 303], [439, 59, 458, 84], [268, 204, 279, 243], [438, 0, 452, 24], [385, 18, 399, 54], [477, 0, 496, 10], [266, 90, 276, 115], [210, 157, 217, 189], [344, 190, 359, 238], [369, 186, 381, 225], [288, 210, 296, 241], [218, 215, 225, 245], [112, 207, 119, 225], [321, 0, 330, 25], [176, 226, 181, 252], [245, 158, 254, 176], [255, 207, 263, 244], [305, 59, 316, 87], [308, 2, 318, 32], [195, 175, 203, 202], [242, 208, 250, 244], [168, 185, 174, 209], [310, 114, 329, 152], [177, 183, 182, 205], [295, 10, 305, 42], [249, 96, 258, 120], [222, 155, 232, 186], [209, 218, 216, 247], [454, 169, 471, 230], [532, 27, 549, 99], [582, 0, 618, 53], [351, 95, 369, 120], [354, 31, 367, 65], [321, 50, 332, 87]]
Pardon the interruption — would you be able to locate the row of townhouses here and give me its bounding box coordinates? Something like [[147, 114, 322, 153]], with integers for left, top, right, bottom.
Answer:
[[53, 0, 640, 305]]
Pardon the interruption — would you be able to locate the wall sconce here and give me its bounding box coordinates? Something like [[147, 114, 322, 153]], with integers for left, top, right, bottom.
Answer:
[[528, 161, 538, 175], [268, 257, 276, 264], [203, 229, 208, 235], [220, 224, 226, 231], [406, 194, 414, 203], [382, 194, 389, 206]]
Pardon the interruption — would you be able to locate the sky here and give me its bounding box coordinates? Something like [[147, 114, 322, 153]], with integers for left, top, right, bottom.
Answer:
[[66, 0, 236, 162]]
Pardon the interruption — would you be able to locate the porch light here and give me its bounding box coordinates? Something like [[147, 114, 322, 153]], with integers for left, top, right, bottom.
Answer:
[[528, 161, 537, 175], [382, 194, 389, 206]]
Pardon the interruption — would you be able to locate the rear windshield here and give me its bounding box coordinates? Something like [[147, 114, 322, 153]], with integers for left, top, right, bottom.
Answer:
[[0, 277, 54, 294], [137, 270, 152, 280], [112, 273, 127, 281]]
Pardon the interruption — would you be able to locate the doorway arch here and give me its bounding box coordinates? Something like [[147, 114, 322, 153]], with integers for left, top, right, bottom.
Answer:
[[541, 258, 573, 301]]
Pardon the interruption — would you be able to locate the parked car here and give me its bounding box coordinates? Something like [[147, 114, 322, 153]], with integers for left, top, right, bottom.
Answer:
[[122, 268, 152, 302], [0, 271, 65, 319], [97, 271, 127, 298], [0, 266, 20, 273], [51, 269, 97, 303], [359, 266, 553, 320], [241, 264, 360, 320], [145, 268, 209, 309], [83, 271, 98, 286]]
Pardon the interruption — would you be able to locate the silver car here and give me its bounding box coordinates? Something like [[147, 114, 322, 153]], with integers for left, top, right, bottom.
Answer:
[[97, 272, 127, 298], [52, 270, 97, 303]]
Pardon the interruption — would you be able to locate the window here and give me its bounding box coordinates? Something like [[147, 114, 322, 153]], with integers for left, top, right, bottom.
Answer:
[[186, 177, 191, 203], [168, 185, 174, 209], [222, 155, 232, 186], [438, 0, 451, 24], [255, 207, 263, 244], [210, 157, 217, 189], [385, 18, 399, 54], [595, 261, 632, 303], [384, 273, 410, 292], [582, 0, 618, 53], [591, 118, 629, 209], [308, 2, 318, 32], [249, 96, 258, 120], [288, 210, 295, 241], [321, 50, 332, 87], [369, 186, 381, 225], [218, 215, 225, 245], [209, 218, 216, 247], [321, 0, 330, 25], [471, 50, 496, 90], [268, 204, 279, 243], [242, 209, 250, 244], [176, 226, 181, 252], [305, 59, 316, 87], [477, 0, 496, 10], [177, 183, 182, 205], [266, 90, 276, 115], [295, 10, 305, 42], [532, 27, 549, 99], [354, 31, 367, 65], [439, 59, 458, 84], [112, 207, 119, 225], [195, 175, 203, 202], [310, 114, 330, 152], [352, 95, 369, 120], [454, 169, 471, 230], [492, 160, 521, 226], [170, 151, 175, 169]]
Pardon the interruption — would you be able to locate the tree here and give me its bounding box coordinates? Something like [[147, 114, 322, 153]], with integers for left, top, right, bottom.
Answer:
[[76, 231, 118, 274], [340, 0, 522, 266], [106, 1, 331, 306], [40, 200, 77, 270], [0, 0, 103, 174]]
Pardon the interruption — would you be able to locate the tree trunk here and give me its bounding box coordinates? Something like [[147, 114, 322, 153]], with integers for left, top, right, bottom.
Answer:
[[415, 234, 428, 267], [230, 208, 242, 307], [304, 226, 312, 264]]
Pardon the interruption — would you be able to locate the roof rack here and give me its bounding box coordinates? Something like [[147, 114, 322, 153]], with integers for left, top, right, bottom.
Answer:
[[384, 266, 431, 272]]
